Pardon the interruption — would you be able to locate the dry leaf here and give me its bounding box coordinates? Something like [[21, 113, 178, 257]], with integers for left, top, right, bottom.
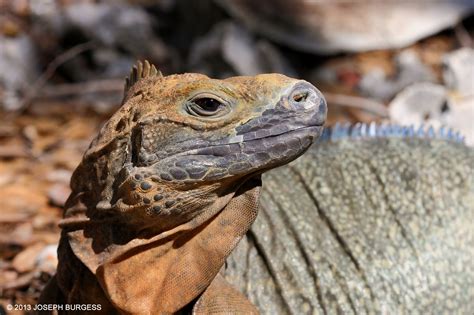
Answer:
[[12, 243, 46, 273]]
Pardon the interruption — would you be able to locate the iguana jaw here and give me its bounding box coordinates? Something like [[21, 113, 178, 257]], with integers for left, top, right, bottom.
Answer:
[[163, 124, 324, 181]]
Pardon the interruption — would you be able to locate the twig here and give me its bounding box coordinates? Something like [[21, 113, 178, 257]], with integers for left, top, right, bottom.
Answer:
[[19, 41, 97, 111], [323, 92, 389, 118], [38, 79, 124, 98]]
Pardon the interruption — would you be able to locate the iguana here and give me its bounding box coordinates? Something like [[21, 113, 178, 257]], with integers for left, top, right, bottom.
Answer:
[[225, 124, 474, 314], [39, 61, 474, 314], [38, 61, 327, 314]]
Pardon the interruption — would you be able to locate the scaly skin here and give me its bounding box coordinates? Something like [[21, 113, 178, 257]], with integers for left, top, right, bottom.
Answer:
[[38, 61, 327, 314], [226, 137, 474, 314]]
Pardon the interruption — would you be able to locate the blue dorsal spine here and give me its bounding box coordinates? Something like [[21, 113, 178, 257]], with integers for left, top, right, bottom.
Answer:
[[319, 122, 465, 144]]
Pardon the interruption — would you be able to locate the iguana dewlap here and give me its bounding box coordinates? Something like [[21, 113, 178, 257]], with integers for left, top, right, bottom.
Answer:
[[38, 61, 327, 314]]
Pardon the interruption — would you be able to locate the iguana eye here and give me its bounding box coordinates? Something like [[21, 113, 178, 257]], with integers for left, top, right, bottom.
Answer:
[[186, 95, 230, 118]]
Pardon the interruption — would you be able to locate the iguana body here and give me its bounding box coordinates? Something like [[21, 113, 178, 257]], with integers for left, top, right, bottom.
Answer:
[[226, 131, 474, 314], [39, 61, 327, 314]]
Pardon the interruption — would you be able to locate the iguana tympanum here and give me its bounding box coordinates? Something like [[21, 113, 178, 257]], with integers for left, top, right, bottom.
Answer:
[[38, 61, 327, 314]]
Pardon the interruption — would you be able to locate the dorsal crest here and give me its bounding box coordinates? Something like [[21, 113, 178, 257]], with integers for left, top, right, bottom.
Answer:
[[319, 122, 466, 144], [124, 60, 162, 96]]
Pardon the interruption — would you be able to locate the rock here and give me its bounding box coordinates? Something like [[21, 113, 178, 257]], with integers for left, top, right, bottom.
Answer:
[[442, 48, 474, 145], [217, 0, 474, 54], [445, 96, 474, 144], [0, 270, 18, 288], [46, 169, 72, 184], [30, 0, 59, 18], [359, 50, 435, 101], [189, 22, 296, 77], [47, 183, 71, 208], [0, 186, 46, 222], [25, 2, 171, 84], [188, 21, 232, 77], [92, 49, 135, 78], [3, 222, 34, 247], [0, 145, 28, 159], [443, 47, 474, 97], [389, 82, 474, 146], [222, 23, 265, 76], [0, 271, 36, 290], [254, 41, 297, 77], [0, 35, 39, 110], [12, 243, 46, 273], [35, 244, 58, 274], [64, 3, 167, 60], [389, 83, 448, 126]]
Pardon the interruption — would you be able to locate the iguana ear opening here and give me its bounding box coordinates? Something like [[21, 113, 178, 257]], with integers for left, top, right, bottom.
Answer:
[[124, 60, 163, 98]]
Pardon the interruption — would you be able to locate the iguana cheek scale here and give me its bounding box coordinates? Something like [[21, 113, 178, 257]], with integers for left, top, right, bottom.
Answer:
[[39, 61, 327, 314]]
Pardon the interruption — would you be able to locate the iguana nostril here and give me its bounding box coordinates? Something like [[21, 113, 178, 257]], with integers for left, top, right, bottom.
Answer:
[[289, 87, 318, 110], [293, 92, 308, 103]]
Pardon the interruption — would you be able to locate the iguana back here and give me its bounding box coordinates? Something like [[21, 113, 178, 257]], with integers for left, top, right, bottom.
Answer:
[[226, 135, 474, 314]]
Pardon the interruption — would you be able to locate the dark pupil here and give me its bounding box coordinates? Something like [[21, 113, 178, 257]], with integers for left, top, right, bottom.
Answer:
[[195, 98, 221, 112]]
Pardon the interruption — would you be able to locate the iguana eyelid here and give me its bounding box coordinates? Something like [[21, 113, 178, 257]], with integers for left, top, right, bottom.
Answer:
[[189, 92, 227, 104], [185, 92, 232, 119]]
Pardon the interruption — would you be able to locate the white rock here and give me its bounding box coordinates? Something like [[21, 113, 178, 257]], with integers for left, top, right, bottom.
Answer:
[[36, 244, 58, 274], [443, 48, 474, 97], [389, 83, 474, 145], [0, 35, 39, 110], [389, 83, 448, 126], [218, 1, 474, 54]]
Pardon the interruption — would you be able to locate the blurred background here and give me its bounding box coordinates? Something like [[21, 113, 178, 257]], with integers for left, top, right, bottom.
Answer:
[[0, 0, 473, 312]]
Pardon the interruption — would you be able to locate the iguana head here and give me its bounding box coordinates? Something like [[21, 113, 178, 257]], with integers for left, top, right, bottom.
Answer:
[[69, 61, 326, 233]]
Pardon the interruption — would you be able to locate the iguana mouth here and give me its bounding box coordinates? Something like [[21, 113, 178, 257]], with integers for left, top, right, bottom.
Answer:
[[145, 124, 323, 183], [173, 124, 323, 159], [221, 120, 324, 145]]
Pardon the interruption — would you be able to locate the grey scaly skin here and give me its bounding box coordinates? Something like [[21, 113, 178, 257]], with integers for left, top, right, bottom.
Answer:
[[226, 124, 474, 314]]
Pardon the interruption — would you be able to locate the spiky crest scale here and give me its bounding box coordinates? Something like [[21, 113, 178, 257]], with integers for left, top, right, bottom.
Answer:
[[319, 122, 466, 144], [124, 60, 162, 96]]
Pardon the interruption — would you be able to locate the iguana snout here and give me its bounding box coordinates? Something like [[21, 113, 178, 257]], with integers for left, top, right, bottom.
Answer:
[[161, 81, 323, 175]]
